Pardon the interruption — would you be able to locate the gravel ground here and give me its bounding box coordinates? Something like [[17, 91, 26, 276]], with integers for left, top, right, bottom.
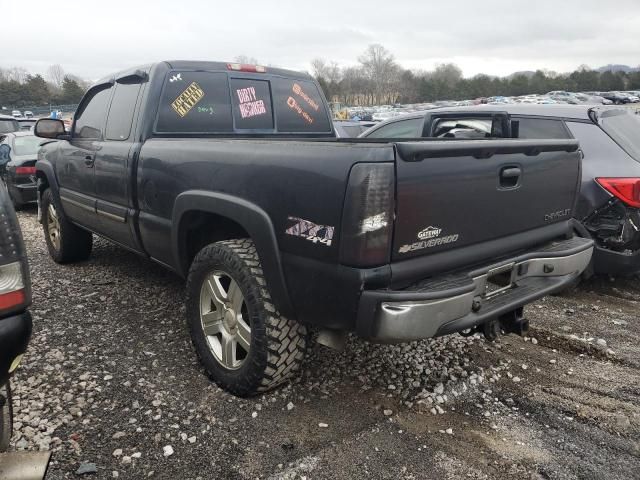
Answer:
[[8, 207, 640, 479]]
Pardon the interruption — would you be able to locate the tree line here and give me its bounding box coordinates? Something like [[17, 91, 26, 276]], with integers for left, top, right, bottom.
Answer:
[[0, 65, 89, 109], [3, 50, 640, 109], [312, 45, 640, 106]]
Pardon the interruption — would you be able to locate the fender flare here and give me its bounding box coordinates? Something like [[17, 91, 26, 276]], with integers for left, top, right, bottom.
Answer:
[[35, 160, 60, 197], [171, 190, 294, 318]]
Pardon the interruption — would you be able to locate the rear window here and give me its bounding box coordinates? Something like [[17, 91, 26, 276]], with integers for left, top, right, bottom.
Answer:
[[155, 72, 330, 135], [13, 135, 41, 156], [156, 71, 233, 133], [0, 119, 19, 134], [271, 78, 331, 133], [230, 78, 274, 130], [598, 110, 640, 162]]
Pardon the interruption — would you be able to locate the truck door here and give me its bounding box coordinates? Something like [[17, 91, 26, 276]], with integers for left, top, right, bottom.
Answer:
[[57, 84, 113, 231], [94, 76, 145, 250]]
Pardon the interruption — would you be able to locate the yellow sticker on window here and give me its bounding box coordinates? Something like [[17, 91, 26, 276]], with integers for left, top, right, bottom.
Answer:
[[171, 82, 205, 117]]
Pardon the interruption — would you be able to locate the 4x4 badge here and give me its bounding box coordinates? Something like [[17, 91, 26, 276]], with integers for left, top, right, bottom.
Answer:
[[417, 226, 442, 240]]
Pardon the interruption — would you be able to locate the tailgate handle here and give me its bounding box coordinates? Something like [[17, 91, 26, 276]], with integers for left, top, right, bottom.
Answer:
[[499, 166, 521, 188]]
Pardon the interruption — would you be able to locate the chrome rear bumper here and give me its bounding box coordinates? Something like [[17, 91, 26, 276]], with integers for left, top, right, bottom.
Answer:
[[356, 236, 593, 342]]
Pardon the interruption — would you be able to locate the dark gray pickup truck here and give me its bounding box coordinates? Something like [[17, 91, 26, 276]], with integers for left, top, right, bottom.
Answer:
[[34, 61, 593, 396]]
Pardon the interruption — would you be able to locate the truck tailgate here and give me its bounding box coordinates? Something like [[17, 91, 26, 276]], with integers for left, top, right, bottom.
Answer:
[[392, 139, 581, 261]]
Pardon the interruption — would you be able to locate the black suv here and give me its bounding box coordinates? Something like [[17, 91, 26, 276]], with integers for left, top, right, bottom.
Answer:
[[0, 180, 32, 451]]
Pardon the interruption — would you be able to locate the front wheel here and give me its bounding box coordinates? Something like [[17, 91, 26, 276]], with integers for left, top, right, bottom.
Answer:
[[41, 188, 93, 263], [186, 239, 306, 396], [0, 382, 12, 452]]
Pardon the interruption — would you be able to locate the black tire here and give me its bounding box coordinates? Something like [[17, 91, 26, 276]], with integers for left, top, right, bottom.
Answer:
[[186, 239, 306, 396], [0, 381, 12, 452], [41, 188, 93, 263]]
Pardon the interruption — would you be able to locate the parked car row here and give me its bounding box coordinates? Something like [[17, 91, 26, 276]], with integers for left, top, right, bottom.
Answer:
[[336, 90, 640, 126], [10, 110, 33, 119]]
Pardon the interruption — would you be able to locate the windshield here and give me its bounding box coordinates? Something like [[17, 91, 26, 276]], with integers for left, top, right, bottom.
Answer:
[[599, 110, 640, 162], [13, 135, 42, 156]]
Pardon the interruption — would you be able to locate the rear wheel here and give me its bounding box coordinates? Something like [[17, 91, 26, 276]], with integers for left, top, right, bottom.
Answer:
[[0, 382, 12, 452], [186, 239, 306, 396], [41, 188, 93, 263]]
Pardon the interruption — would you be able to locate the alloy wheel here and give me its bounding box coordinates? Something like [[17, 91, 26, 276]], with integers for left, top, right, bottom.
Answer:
[[199, 271, 251, 370], [47, 204, 61, 250]]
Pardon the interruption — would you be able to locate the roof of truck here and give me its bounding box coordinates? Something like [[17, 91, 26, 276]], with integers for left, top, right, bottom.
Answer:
[[95, 60, 313, 87]]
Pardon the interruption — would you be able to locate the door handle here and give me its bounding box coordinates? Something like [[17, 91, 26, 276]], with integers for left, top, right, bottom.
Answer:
[[84, 155, 95, 167], [499, 166, 521, 188], [501, 167, 521, 178]]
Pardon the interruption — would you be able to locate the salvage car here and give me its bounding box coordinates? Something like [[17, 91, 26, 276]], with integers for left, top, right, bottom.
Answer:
[[0, 115, 19, 134], [34, 61, 593, 396], [0, 181, 32, 451], [0, 131, 39, 208], [362, 104, 640, 276], [333, 120, 376, 138]]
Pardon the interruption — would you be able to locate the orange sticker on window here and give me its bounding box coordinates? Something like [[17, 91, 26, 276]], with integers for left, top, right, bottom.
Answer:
[[171, 82, 205, 117], [292, 83, 319, 111], [287, 96, 314, 124]]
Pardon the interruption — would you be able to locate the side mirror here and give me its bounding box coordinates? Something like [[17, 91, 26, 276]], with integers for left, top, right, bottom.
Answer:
[[0, 144, 10, 166], [34, 118, 69, 140]]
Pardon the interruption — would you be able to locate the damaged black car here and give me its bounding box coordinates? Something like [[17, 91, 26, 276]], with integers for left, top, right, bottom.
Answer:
[[362, 105, 640, 276]]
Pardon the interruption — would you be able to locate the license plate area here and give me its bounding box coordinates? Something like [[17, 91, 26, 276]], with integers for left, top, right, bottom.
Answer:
[[484, 263, 515, 298]]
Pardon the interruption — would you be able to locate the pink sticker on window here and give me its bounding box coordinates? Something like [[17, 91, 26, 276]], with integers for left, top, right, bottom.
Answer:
[[236, 86, 267, 119]]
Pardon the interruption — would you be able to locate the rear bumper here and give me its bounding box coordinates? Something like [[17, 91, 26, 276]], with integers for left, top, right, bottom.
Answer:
[[592, 244, 640, 276], [356, 237, 593, 342], [0, 311, 32, 386]]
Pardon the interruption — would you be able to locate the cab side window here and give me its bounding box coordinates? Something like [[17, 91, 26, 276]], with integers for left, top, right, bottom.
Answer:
[[74, 86, 112, 140]]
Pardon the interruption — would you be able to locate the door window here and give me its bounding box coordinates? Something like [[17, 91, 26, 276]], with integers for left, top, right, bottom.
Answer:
[[106, 81, 142, 141], [74, 86, 112, 140]]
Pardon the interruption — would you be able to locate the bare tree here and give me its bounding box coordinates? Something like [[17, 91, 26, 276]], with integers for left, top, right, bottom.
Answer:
[[311, 58, 342, 84], [47, 64, 65, 88], [358, 44, 399, 104], [5, 67, 29, 83]]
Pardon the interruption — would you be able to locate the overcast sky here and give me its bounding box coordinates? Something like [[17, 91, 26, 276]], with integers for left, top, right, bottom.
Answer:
[[4, 0, 639, 81]]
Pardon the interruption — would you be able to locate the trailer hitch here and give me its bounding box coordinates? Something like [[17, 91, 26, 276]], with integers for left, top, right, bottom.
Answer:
[[460, 307, 529, 341]]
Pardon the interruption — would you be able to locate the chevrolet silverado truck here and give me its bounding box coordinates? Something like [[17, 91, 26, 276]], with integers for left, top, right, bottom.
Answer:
[[34, 61, 593, 396]]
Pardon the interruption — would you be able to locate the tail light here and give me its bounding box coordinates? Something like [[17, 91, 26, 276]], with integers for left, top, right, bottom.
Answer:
[[596, 178, 640, 208], [15, 166, 36, 175], [0, 186, 30, 315], [340, 163, 395, 267]]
